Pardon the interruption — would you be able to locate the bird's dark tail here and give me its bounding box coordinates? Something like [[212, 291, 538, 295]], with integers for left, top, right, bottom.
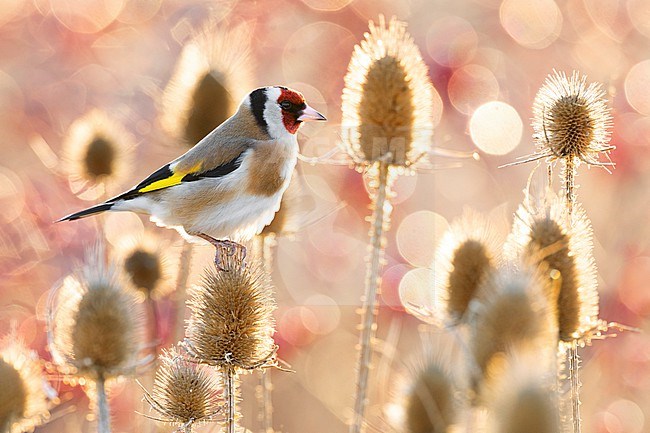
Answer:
[[56, 202, 114, 222]]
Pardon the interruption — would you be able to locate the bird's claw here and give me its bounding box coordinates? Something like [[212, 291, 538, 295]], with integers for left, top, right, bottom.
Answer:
[[194, 234, 247, 271]]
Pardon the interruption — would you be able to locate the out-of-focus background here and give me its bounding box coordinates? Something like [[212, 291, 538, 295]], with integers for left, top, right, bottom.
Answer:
[[0, 0, 649, 432]]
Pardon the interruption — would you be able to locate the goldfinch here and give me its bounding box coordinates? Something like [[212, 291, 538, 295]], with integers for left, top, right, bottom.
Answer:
[[59, 86, 326, 253]]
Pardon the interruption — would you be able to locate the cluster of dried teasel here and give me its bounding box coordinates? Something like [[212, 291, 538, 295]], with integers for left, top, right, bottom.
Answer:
[[6, 12, 627, 433], [36, 19, 282, 433], [388, 70, 620, 433]]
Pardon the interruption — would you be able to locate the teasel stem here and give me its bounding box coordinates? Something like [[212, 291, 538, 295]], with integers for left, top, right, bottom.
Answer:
[[253, 235, 276, 433], [351, 160, 393, 433], [223, 367, 238, 433], [569, 344, 581, 433], [174, 242, 194, 342], [562, 158, 580, 433], [96, 374, 111, 433]]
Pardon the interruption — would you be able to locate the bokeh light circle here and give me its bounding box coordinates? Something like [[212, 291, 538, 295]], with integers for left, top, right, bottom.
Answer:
[[448, 64, 500, 115], [500, 0, 563, 49], [398, 267, 436, 312], [396, 211, 449, 267], [301, 0, 352, 11], [625, 60, 650, 116], [426, 16, 478, 67], [50, 0, 125, 33], [469, 101, 522, 155]]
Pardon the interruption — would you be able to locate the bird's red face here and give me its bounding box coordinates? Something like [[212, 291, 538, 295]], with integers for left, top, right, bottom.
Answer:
[[277, 88, 327, 134]]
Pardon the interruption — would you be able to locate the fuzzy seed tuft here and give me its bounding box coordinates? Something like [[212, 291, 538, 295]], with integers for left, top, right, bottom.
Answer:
[[532, 70, 613, 166], [124, 248, 163, 295], [186, 263, 276, 369], [49, 249, 144, 380], [142, 348, 221, 427], [341, 15, 435, 168], [405, 364, 456, 433]]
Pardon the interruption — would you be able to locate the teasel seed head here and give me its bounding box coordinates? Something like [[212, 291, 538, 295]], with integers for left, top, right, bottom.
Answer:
[[425, 209, 500, 326], [141, 347, 221, 428], [505, 193, 598, 344], [469, 264, 556, 397], [0, 336, 53, 433], [62, 109, 134, 197], [403, 362, 458, 433], [161, 21, 254, 147], [532, 70, 613, 167], [341, 15, 435, 169], [185, 262, 277, 370], [48, 248, 145, 380], [485, 355, 559, 433]]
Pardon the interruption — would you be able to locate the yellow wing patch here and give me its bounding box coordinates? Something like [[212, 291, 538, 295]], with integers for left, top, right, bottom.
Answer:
[[137, 163, 202, 193]]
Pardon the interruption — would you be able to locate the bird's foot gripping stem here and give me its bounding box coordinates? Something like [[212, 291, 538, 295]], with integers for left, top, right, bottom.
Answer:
[[195, 234, 247, 271]]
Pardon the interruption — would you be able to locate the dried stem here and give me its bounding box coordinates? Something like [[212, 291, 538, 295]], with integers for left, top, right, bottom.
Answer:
[[96, 375, 111, 433], [569, 345, 581, 433], [351, 161, 393, 433], [564, 159, 576, 220], [174, 242, 193, 342], [223, 367, 238, 433]]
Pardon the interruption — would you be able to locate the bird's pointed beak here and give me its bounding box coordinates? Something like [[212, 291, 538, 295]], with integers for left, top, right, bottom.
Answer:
[[297, 104, 327, 122]]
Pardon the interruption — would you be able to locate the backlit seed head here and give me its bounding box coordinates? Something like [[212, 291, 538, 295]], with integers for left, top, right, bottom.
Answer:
[[141, 348, 221, 427], [0, 337, 52, 433], [469, 264, 556, 395], [505, 193, 598, 343], [186, 262, 276, 370], [532, 70, 613, 166], [404, 363, 457, 433], [485, 355, 559, 433], [62, 109, 134, 197], [341, 15, 435, 168], [48, 248, 145, 380], [431, 209, 501, 325], [161, 21, 254, 147]]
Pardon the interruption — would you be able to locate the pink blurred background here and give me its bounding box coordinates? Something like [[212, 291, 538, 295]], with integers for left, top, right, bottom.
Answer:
[[0, 0, 649, 432]]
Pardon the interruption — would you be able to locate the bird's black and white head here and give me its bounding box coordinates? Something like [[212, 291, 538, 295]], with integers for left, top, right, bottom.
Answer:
[[245, 86, 327, 140]]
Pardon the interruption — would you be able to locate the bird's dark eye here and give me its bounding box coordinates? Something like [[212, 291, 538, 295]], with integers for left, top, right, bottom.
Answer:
[[280, 100, 292, 110]]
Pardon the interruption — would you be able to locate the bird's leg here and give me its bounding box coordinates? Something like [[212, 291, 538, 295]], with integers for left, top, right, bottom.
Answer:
[[194, 233, 247, 271]]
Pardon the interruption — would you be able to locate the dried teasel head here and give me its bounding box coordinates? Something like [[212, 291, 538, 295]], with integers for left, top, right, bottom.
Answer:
[[419, 209, 500, 326], [530, 70, 613, 167], [48, 248, 145, 380], [185, 261, 277, 370], [114, 232, 175, 300], [0, 336, 53, 433], [485, 355, 559, 433], [140, 347, 221, 428], [399, 360, 459, 433], [468, 264, 556, 397], [505, 193, 598, 344], [161, 21, 254, 147], [341, 15, 435, 169], [62, 109, 134, 198]]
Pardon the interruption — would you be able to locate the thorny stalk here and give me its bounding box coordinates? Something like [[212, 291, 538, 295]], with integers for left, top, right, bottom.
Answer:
[[224, 367, 238, 433], [351, 160, 393, 433], [561, 157, 581, 433], [96, 374, 111, 433]]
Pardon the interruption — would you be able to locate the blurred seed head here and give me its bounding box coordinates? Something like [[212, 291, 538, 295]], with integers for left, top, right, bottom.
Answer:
[[141, 348, 221, 428], [161, 21, 254, 147], [485, 355, 559, 433], [404, 363, 457, 433], [341, 15, 435, 168], [505, 193, 598, 343], [186, 262, 277, 370], [48, 248, 145, 380], [62, 109, 134, 197], [431, 209, 500, 325], [532, 70, 613, 166], [469, 264, 556, 397], [0, 336, 52, 433]]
